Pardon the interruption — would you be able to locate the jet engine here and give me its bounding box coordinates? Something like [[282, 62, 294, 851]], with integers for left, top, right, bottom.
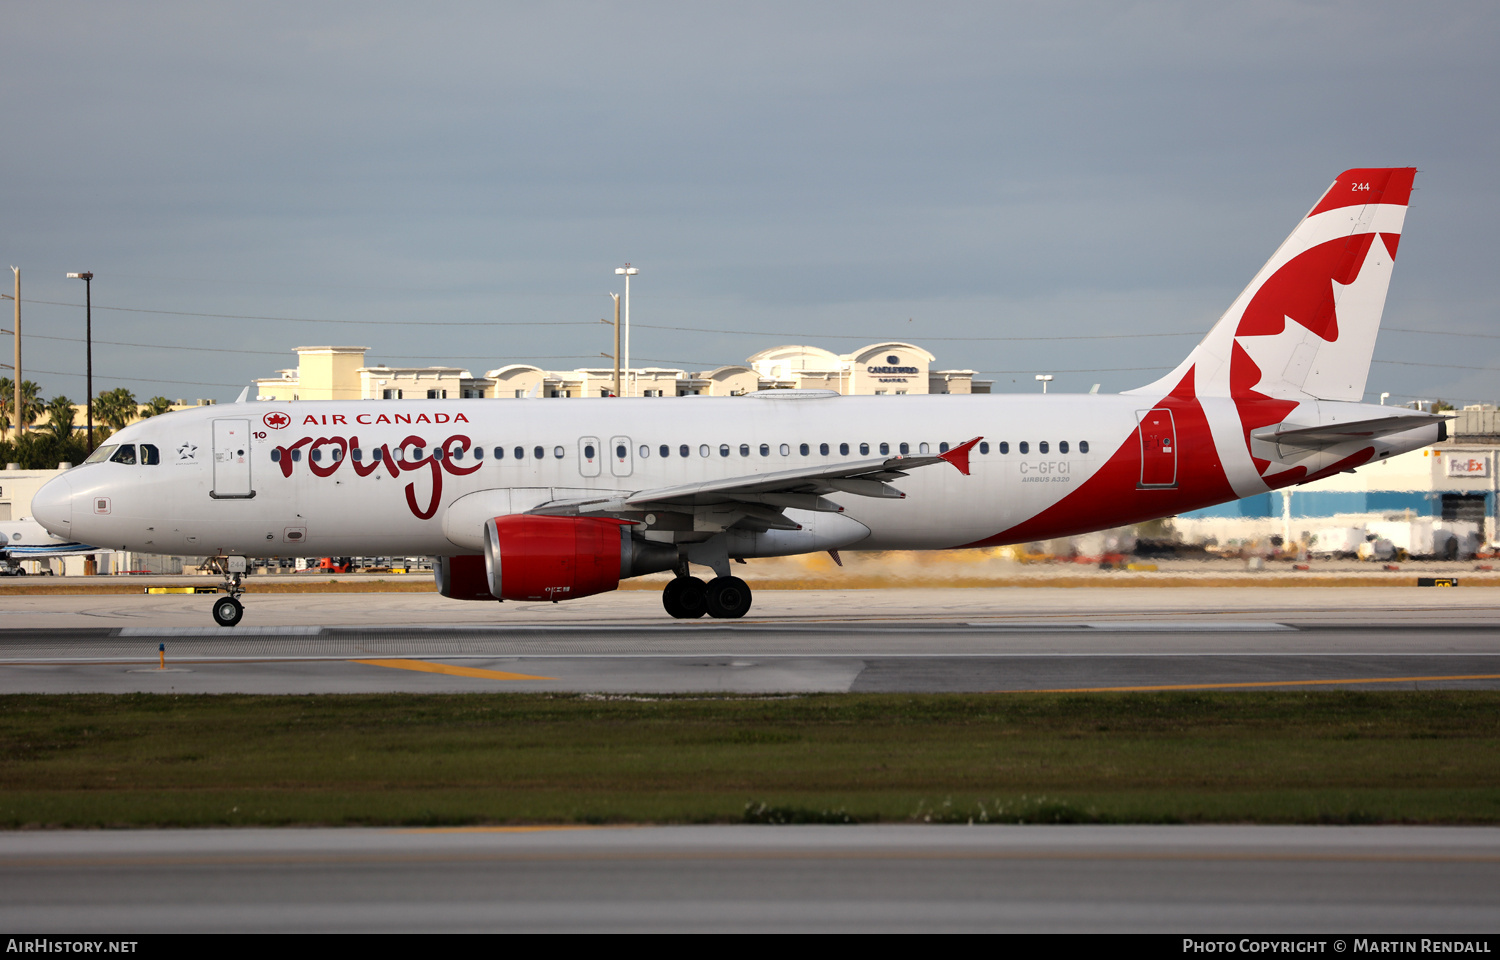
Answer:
[[482, 515, 677, 602], [433, 555, 496, 601]]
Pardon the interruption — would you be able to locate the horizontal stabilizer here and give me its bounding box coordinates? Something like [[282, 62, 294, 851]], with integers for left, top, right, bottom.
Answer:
[[1251, 414, 1449, 448]]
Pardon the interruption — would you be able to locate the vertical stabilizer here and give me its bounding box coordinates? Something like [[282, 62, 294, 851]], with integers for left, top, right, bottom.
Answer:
[[1128, 167, 1415, 402]]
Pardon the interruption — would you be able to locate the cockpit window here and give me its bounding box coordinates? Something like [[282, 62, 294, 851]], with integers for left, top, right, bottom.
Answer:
[[140, 443, 160, 465], [109, 445, 137, 465], [84, 444, 118, 464]]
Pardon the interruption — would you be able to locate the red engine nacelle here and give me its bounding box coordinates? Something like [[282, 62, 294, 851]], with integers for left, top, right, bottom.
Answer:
[[433, 555, 495, 601], [484, 515, 641, 602]]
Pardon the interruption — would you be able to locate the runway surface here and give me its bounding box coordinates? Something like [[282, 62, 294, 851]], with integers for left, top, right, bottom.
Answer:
[[1, 587, 1498, 693], [3, 824, 1498, 932]]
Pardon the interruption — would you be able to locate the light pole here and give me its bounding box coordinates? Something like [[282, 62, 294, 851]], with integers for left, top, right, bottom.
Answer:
[[1380, 392, 1390, 406], [4, 268, 17, 440], [67, 272, 94, 451], [1035, 374, 1053, 394], [610, 293, 621, 397], [614, 264, 637, 397]]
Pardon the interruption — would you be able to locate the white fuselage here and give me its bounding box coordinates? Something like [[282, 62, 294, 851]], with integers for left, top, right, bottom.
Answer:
[[31, 391, 1440, 564]]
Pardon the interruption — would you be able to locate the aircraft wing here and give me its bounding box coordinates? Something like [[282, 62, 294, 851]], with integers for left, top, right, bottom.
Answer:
[[534, 437, 982, 532], [1251, 415, 1450, 449]]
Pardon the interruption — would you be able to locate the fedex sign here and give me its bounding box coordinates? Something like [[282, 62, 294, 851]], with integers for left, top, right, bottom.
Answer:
[[1446, 455, 1490, 478]]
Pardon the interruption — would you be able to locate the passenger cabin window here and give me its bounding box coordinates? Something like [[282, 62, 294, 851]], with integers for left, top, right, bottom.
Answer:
[[820, 443, 829, 455], [720, 444, 730, 457], [553, 446, 564, 459], [859, 443, 870, 455], [1080, 441, 1090, 453], [999, 442, 1009, 454], [937, 442, 947, 454], [779, 443, 790, 456], [372, 449, 384, 462], [637, 445, 647, 458], [1059, 441, 1069, 454], [534, 446, 544, 459], [311, 449, 322, 462], [899, 442, 909, 455], [699, 444, 710, 458], [1019, 442, 1029, 454], [659, 445, 670, 458], [879, 443, 890, 456], [839, 443, 849, 456], [760, 444, 770, 457], [270, 449, 281, 463], [679, 445, 689, 458], [978, 442, 989, 454], [1039, 441, 1049, 454], [799, 443, 809, 456], [110, 445, 137, 465], [513, 446, 523, 460], [740, 444, 750, 457]]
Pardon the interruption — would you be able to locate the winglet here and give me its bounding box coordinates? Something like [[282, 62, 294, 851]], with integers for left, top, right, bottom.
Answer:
[[939, 436, 982, 476]]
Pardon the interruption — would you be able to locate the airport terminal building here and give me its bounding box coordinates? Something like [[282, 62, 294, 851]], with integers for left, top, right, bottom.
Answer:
[[251, 343, 992, 402]]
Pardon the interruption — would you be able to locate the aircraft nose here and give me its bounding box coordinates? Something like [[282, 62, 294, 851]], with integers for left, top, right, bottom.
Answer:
[[31, 474, 74, 538]]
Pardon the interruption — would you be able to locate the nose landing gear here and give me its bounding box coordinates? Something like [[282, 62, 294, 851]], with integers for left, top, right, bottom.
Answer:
[[212, 594, 244, 627], [209, 555, 248, 627]]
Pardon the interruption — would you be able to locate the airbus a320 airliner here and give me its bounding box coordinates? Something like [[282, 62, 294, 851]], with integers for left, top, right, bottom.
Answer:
[[32, 168, 1442, 626]]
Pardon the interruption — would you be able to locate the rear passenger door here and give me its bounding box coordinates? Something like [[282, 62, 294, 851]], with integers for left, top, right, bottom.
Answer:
[[1136, 409, 1177, 488]]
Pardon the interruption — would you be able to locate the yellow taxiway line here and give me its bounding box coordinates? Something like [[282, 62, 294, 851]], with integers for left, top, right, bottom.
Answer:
[[1017, 673, 1500, 693], [351, 658, 554, 681]]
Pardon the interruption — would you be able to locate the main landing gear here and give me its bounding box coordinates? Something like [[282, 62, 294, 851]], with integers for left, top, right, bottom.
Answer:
[[662, 574, 752, 619], [210, 556, 248, 627]]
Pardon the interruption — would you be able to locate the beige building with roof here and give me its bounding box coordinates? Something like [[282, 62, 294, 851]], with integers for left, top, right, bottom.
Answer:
[[253, 343, 989, 403]]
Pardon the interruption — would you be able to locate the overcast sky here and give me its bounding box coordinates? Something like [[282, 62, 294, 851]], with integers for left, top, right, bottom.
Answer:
[[4, 2, 1497, 405]]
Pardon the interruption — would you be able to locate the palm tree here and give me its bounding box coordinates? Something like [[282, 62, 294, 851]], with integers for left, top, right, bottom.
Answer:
[[0, 377, 11, 434], [16, 381, 41, 433], [45, 395, 77, 442], [138, 396, 175, 419], [92, 387, 138, 432]]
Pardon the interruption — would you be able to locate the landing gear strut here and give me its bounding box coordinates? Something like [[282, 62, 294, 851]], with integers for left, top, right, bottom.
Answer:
[[661, 573, 752, 619], [210, 556, 247, 627]]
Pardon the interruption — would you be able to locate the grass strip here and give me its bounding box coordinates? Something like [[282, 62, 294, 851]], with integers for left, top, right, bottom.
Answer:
[[2, 691, 1498, 828]]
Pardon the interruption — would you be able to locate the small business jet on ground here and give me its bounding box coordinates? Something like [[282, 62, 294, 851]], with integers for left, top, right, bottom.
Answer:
[[0, 518, 105, 576], [32, 168, 1442, 625]]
